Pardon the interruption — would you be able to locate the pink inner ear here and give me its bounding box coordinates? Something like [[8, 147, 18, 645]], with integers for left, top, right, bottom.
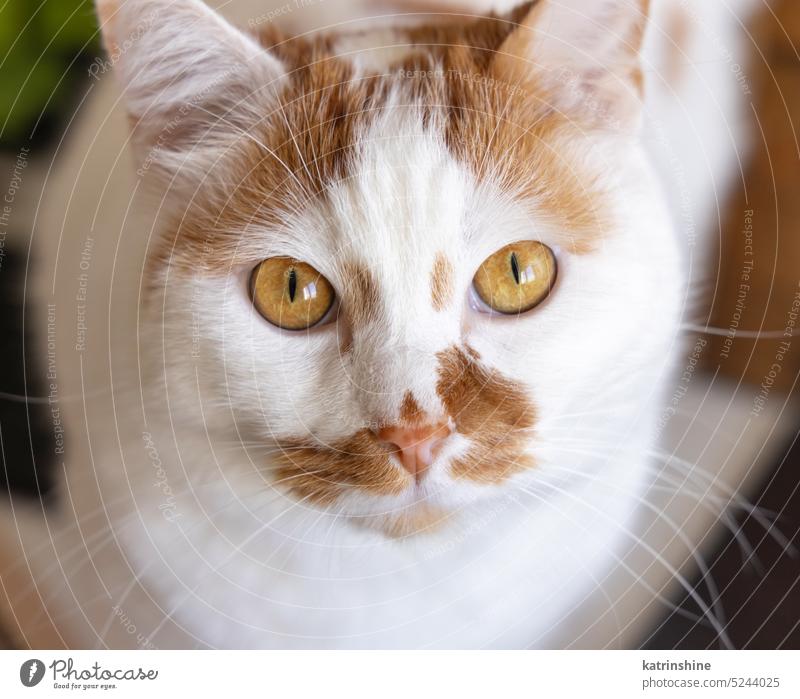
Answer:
[[95, 0, 120, 57]]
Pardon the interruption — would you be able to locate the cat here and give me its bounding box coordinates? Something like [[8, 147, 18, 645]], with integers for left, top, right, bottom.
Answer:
[[0, 0, 758, 648]]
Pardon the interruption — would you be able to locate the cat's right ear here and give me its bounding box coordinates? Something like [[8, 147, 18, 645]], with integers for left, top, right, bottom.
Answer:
[[492, 0, 649, 132], [95, 0, 286, 178]]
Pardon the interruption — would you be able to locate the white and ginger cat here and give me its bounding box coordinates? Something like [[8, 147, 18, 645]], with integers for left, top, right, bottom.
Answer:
[[0, 0, 757, 648]]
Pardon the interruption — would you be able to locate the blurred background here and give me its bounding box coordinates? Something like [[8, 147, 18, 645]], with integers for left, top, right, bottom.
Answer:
[[0, 0, 799, 649], [1, 0, 99, 497]]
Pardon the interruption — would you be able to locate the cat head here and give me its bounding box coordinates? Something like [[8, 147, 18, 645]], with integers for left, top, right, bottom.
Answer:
[[98, 0, 680, 536]]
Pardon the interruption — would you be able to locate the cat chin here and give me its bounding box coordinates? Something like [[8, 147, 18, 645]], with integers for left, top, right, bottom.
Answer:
[[358, 504, 454, 539], [312, 469, 507, 538]]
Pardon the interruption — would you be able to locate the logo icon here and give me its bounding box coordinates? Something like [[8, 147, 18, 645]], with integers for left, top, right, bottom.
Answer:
[[20, 659, 45, 687]]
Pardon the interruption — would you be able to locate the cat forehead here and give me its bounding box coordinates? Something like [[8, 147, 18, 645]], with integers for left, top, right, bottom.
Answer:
[[321, 111, 473, 260], [149, 32, 611, 283]]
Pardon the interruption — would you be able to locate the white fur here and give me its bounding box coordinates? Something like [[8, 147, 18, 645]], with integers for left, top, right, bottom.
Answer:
[[0, 0, 758, 648]]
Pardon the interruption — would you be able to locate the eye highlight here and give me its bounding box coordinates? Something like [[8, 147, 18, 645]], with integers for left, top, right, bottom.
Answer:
[[472, 241, 557, 315], [251, 257, 335, 330]]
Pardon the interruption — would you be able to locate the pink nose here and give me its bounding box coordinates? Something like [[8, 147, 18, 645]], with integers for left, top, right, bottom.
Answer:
[[377, 422, 451, 480]]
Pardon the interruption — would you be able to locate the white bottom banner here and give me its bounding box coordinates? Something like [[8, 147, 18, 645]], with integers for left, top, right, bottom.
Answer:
[[0, 650, 797, 698]]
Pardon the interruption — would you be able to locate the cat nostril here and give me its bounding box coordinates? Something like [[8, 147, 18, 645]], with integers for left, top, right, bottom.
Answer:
[[376, 422, 451, 481]]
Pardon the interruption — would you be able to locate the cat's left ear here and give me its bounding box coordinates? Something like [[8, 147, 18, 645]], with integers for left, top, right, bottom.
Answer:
[[492, 0, 649, 131], [95, 0, 287, 178]]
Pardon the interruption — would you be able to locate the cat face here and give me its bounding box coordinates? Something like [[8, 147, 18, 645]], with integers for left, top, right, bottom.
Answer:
[[100, 0, 680, 535]]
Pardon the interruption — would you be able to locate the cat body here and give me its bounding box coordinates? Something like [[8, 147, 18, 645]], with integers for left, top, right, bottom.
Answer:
[[0, 0, 757, 648]]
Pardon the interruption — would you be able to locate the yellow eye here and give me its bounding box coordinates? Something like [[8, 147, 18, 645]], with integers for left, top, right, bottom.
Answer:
[[251, 257, 335, 330], [473, 241, 557, 315]]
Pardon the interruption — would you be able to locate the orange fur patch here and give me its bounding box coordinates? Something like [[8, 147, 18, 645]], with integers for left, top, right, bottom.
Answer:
[[436, 346, 537, 483], [395, 2, 616, 250], [399, 391, 424, 424], [274, 429, 408, 504], [388, 2, 616, 250], [339, 260, 382, 331], [394, 7, 612, 252], [430, 251, 455, 311]]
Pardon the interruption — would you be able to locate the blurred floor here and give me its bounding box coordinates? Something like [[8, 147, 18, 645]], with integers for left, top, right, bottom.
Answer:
[[646, 431, 800, 649]]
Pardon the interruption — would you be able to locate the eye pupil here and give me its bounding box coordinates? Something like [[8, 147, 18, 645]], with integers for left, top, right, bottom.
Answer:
[[510, 252, 521, 285], [287, 268, 298, 302]]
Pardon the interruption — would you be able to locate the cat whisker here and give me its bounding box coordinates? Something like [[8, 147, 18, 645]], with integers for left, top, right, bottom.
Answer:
[[540, 443, 780, 570], [646, 447, 794, 554], [513, 481, 724, 645], [530, 444, 793, 647], [532, 434, 788, 553]]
